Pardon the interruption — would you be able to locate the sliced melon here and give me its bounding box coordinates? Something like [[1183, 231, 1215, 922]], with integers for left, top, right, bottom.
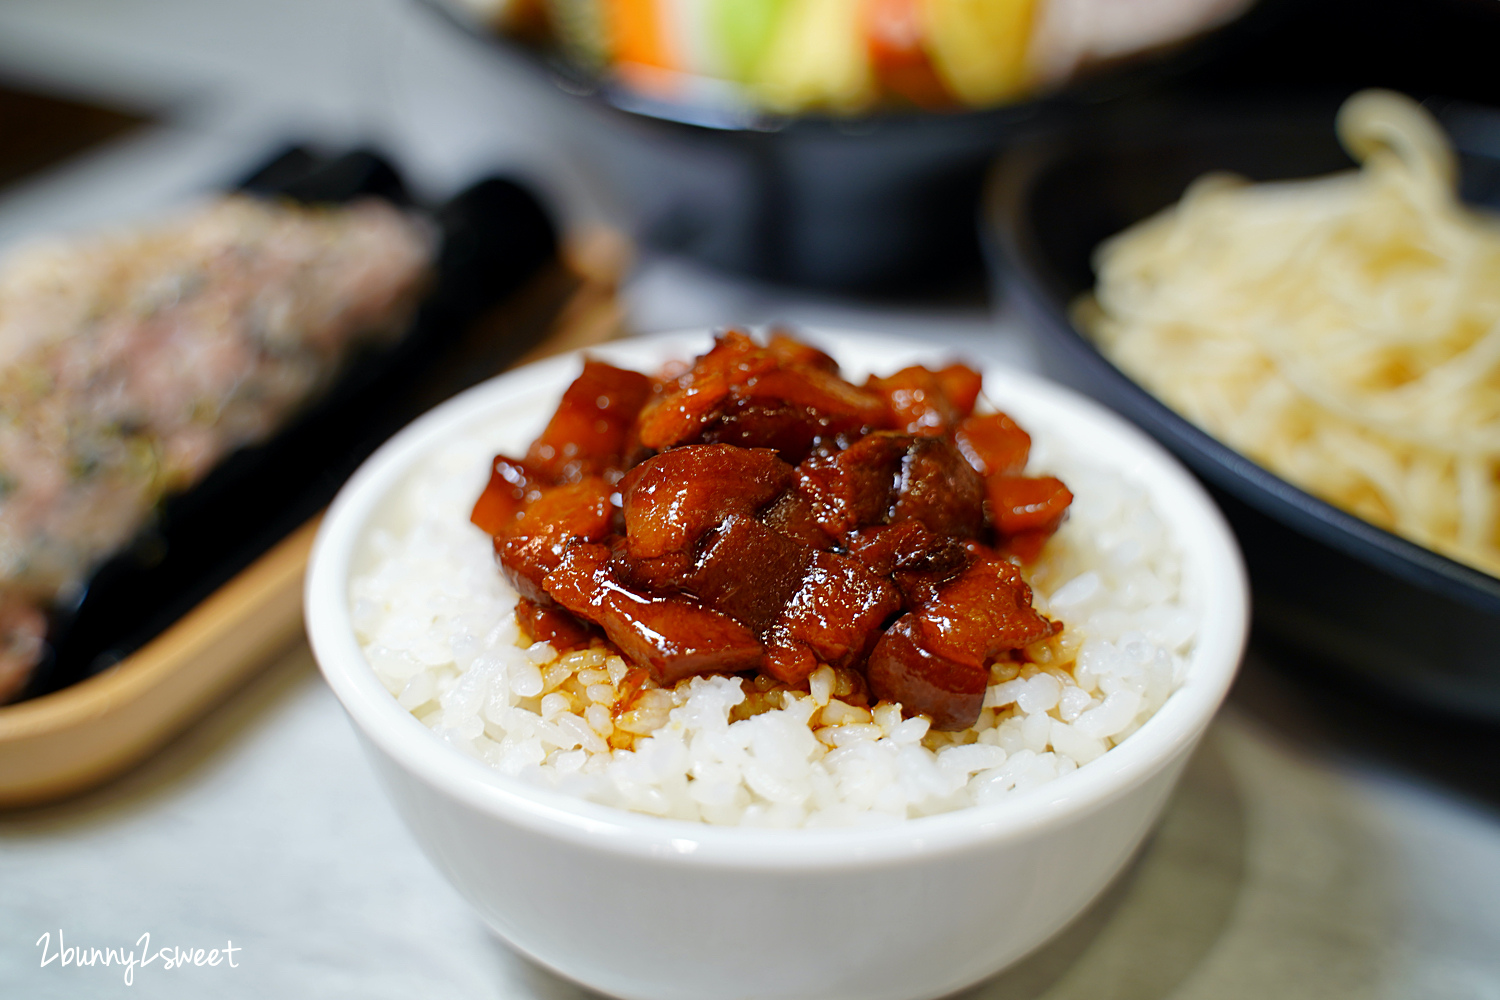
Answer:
[[710, 0, 787, 83]]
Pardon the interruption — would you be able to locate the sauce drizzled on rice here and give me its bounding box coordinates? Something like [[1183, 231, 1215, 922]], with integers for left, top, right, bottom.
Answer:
[[350, 366, 1195, 827]]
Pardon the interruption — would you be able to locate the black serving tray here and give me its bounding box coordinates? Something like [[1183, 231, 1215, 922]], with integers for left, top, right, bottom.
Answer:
[[985, 95, 1500, 717], [20, 146, 558, 700]]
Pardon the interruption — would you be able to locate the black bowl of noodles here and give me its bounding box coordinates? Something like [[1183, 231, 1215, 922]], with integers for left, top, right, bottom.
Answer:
[[984, 91, 1500, 717]]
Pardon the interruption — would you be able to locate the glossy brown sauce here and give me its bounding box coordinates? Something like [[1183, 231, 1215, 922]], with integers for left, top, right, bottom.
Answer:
[[470, 331, 1072, 730]]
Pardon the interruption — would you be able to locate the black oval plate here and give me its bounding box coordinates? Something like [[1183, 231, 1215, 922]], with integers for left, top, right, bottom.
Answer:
[[985, 95, 1500, 717], [20, 146, 558, 701]]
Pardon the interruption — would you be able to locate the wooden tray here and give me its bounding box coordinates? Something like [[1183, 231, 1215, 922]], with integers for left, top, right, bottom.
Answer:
[[0, 229, 628, 808]]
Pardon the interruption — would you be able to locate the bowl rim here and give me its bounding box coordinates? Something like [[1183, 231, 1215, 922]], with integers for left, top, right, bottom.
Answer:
[[982, 112, 1500, 619], [305, 328, 1248, 870]]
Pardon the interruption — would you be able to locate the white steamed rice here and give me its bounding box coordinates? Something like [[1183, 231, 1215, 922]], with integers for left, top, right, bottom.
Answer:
[[349, 419, 1197, 828]]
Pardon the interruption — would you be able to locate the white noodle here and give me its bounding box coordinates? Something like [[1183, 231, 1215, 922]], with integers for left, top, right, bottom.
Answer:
[[1083, 89, 1500, 576]]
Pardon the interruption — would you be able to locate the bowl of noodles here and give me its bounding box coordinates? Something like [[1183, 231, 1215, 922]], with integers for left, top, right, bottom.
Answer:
[[987, 89, 1500, 716]]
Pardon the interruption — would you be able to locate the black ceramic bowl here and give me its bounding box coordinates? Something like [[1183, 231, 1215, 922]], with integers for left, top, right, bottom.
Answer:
[[985, 96, 1500, 717], [418, 0, 1283, 293]]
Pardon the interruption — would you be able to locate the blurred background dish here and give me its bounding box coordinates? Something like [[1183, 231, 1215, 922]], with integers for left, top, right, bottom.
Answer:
[[14, 148, 558, 705], [421, 0, 1275, 292], [986, 93, 1500, 717], [0, 138, 582, 806], [432, 0, 1257, 118], [418, 0, 1500, 296]]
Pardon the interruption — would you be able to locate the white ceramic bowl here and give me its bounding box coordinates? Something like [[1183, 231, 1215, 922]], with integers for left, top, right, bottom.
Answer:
[[306, 330, 1248, 1000]]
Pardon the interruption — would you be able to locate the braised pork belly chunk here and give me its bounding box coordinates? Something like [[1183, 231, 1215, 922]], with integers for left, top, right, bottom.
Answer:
[[470, 332, 1074, 730]]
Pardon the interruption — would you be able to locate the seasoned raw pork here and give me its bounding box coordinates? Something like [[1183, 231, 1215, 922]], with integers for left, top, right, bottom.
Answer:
[[0, 195, 433, 701]]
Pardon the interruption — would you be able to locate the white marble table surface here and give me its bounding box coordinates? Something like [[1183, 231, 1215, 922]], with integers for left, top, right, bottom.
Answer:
[[1, 1, 1499, 996], [6, 639, 1499, 999]]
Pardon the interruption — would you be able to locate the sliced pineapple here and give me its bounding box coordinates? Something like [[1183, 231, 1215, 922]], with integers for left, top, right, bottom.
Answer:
[[752, 0, 876, 113], [922, 0, 1036, 106]]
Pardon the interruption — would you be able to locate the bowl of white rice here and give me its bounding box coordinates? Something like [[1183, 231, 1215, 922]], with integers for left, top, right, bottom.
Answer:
[[305, 329, 1247, 1000]]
